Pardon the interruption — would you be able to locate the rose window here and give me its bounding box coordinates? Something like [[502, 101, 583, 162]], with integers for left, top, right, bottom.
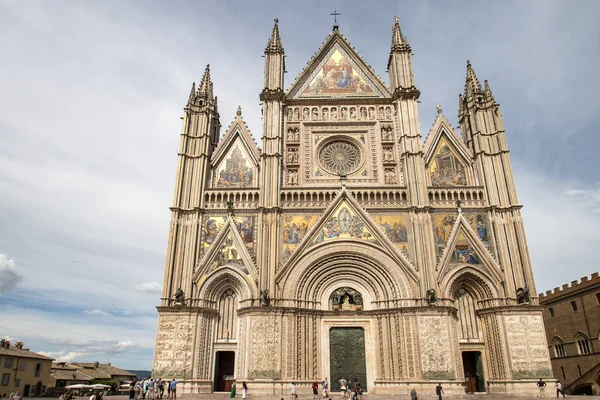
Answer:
[[318, 140, 362, 175]]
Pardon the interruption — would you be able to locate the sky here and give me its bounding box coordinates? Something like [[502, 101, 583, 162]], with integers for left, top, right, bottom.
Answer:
[[0, 0, 599, 371]]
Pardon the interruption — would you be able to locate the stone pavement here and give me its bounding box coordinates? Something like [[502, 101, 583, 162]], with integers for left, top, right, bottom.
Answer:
[[182, 394, 598, 400]]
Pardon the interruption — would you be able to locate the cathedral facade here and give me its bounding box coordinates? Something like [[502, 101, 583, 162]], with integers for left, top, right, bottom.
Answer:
[[153, 17, 552, 396]]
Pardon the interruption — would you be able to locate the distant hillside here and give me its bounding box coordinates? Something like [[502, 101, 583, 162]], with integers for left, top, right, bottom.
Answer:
[[127, 370, 152, 379]]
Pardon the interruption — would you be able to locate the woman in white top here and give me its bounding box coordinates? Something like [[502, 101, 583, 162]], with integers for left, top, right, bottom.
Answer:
[[242, 381, 248, 399]]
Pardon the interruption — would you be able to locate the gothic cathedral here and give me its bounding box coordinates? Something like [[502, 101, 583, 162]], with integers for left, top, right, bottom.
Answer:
[[153, 17, 552, 396]]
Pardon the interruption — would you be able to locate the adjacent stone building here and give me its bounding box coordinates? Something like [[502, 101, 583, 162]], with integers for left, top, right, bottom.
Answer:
[[153, 17, 553, 396], [0, 340, 53, 397], [539, 273, 600, 395]]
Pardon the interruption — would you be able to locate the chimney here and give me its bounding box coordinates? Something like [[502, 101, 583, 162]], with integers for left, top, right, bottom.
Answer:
[[16, 342, 23, 349], [0, 339, 5, 348], [5, 341, 10, 349], [94, 361, 99, 368]]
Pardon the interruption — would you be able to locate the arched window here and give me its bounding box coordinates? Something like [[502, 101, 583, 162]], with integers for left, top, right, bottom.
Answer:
[[552, 337, 566, 357], [576, 333, 591, 355], [455, 287, 479, 340], [217, 289, 238, 341]]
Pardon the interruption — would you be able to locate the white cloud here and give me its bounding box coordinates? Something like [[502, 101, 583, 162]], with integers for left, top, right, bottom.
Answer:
[[0, 254, 24, 295], [132, 282, 162, 293], [122, 311, 132, 316], [83, 309, 112, 317]]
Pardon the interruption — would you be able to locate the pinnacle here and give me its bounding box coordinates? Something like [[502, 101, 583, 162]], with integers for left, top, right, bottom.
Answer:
[[464, 60, 482, 98], [392, 14, 407, 47], [236, 105, 242, 117], [265, 18, 284, 53], [188, 81, 196, 104], [198, 64, 213, 98]]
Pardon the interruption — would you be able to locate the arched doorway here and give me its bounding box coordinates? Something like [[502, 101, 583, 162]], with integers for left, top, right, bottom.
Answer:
[[214, 288, 239, 392]]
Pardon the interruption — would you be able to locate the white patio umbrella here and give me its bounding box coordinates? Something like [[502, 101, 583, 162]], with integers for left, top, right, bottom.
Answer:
[[65, 384, 92, 389]]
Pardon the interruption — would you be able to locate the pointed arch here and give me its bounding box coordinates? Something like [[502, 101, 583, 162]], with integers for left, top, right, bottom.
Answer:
[[196, 266, 257, 302], [442, 266, 499, 301]]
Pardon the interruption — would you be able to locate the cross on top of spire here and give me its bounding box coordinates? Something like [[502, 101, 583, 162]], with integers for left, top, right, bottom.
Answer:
[[330, 10, 341, 31]]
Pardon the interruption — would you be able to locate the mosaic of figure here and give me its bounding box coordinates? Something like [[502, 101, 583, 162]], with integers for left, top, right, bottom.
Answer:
[[429, 138, 468, 187], [201, 216, 255, 254], [208, 234, 249, 274], [313, 204, 378, 245], [281, 215, 319, 262], [301, 49, 376, 97], [214, 145, 255, 188], [452, 233, 480, 264], [432, 213, 488, 259]]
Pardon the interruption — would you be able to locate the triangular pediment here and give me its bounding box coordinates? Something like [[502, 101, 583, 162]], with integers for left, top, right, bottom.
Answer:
[[287, 32, 391, 99], [211, 111, 260, 188], [423, 111, 474, 187], [436, 214, 502, 284], [194, 217, 257, 281], [276, 189, 416, 281]]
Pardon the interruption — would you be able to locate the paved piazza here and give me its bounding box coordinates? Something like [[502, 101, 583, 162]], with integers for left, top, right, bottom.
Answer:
[[81, 395, 598, 400]]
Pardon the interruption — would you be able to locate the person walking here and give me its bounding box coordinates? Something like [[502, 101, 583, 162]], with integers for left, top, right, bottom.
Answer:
[[435, 383, 444, 400], [242, 381, 248, 400], [230, 380, 236, 398], [312, 380, 319, 399], [351, 379, 359, 400], [322, 377, 329, 398], [157, 379, 164, 399], [537, 378, 547, 397], [410, 388, 418, 400], [555, 381, 565, 397]]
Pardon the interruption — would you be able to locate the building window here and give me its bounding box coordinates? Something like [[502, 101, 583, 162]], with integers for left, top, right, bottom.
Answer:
[[577, 365, 582, 377], [34, 363, 41, 377], [554, 343, 566, 357], [18, 361, 25, 371], [577, 338, 591, 355], [3, 357, 13, 369], [1, 373, 10, 386], [596, 292, 600, 304], [571, 300, 578, 311], [14, 379, 20, 388], [549, 307, 555, 317], [561, 366, 566, 380]]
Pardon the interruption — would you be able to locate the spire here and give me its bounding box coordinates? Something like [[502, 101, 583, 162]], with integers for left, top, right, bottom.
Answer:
[[484, 79, 495, 101], [464, 60, 482, 99], [392, 15, 408, 47], [198, 64, 213, 98], [458, 93, 465, 117], [265, 18, 284, 54], [236, 105, 242, 117]]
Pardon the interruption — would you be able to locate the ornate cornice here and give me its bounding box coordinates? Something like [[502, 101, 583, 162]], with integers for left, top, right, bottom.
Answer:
[[156, 306, 218, 315], [476, 304, 543, 316]]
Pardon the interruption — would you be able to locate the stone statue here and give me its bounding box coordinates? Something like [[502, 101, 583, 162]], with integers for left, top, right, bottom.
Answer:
[[287, 128, 295, 142], [287, 149, 298, 164], [260, 289, 270, 306], [175, 288, 184, 304], [384, 168, 397, 184], [516, 287, 530, 304], [426, 289, 437, 304], [383, 147, 394, 162], [227, 201, 234, 216], [288, 169, 298, 185]]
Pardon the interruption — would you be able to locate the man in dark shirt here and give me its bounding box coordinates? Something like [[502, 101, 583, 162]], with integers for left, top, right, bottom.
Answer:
[[435, 383, 444, 400]]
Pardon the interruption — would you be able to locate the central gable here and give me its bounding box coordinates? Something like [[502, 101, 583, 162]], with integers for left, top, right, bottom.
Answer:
[[287, 33, 391, 99]]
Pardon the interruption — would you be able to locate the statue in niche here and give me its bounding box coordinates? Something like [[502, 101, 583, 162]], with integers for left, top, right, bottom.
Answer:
[[331, 107, 338, 120], [260, 289, 270, 306], [350, 107, 357, 120], [312, 108, 319, 121], [331, 287, 363, 311], [322, 108, 329, 121], [293, 108, 300, 121], [341, 107, 348, 120], [287, 149, 298, 164], [288, 169, 299, 185], [368, 107, 375, 120], [383, 147, 394, 162], [378, 106, 385, 119], [174, 288, 185, 305], [385, 106, 392, 120], [516, 287, 530, 304], [384, 168, 397, 184], [360, 107, 367, 119], [287, 128, 295, 142], [287, 108, 293, 120], [426, 289, 437, 304], [303, 107, 309, 120]]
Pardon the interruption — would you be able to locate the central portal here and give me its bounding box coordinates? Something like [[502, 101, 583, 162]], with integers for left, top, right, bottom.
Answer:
[[329, 327, 367, 392]]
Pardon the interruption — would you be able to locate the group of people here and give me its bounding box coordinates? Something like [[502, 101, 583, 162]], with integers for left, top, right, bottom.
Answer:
[[128, 378, 178, 400], [536, 378, 566, 397]]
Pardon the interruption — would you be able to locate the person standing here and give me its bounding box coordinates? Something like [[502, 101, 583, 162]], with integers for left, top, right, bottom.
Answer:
[[10, 391, 22, 400], [322, 377, 329, 398], [129, 380, 136, 400], [242, 381, 248, 400], [555, 381, 565, 397], [410, 388, 418, 400], [435, 383, 444, 400], [290, 382, 297, 399], [312, 380, 319, 399], [351, 379, 359, 400], [169, 379, 177, 400], [157, 379, 164, 399], [230, 380, 236, 399], [537, 378, 547, 397]]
